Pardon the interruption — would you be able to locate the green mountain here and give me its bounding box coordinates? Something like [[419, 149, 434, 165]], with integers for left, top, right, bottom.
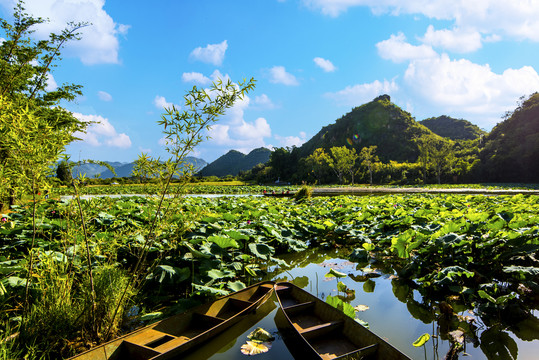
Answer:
[[100, 163, 135, 178], [72, 161, 124, 178], [198, 147, 271, 177], [298, 95, 435, 162], [70, 157, 207, 179], [480, 93, 539, 182], [99, 156, 207, 179], [420, 116, 486, 140]]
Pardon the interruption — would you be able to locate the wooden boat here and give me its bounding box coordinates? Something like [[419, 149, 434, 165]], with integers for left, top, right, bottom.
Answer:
[[262, 191, 295, 197], [70, 281, 274, 360], [181, 298, 277, 360], [274, 282, 411, 360]]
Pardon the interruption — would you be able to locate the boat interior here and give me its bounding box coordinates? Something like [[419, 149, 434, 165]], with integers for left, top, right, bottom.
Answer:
[[103, 283, 274, 360], [275, 284, 378, 360]]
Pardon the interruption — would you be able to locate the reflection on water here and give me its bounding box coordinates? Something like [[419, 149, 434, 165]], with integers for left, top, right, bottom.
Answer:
[[178, 247, 538, 359]]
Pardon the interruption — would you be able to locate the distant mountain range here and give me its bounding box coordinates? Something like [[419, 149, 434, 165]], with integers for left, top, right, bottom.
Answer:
[[68, 93, 539, 183], [71, 157, 208, 179], [197, 147, 271, 177]]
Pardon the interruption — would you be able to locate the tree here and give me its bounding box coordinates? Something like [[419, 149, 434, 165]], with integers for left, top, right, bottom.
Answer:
[[131, 153, 161, 183], [56, 160, 72, 184], [358, 145, 379, 185], [416, 137, 431, 183], [305, 148, 332, 184], [1, 0, 87, 204], [329, 146, 358, 184], [429, 139, 454, 184], [105, 77, 256, 338], [1, 96, 73, 201], [268, 146, 299, 182], [416, 136, 454, 184]]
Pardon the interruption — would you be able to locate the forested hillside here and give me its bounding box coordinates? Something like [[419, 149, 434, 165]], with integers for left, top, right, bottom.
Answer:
[[299, 95, 434, 162], [420, 116, 486, 140], [480, 93, 539, 182], [242, 94, 539, 185], [198, 147, 271, 177]]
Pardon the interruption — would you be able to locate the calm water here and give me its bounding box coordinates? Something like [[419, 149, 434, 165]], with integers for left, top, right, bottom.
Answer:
[[181, 248, 538, 360]]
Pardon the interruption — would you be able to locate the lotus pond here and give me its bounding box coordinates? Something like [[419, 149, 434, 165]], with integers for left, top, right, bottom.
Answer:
[[1, 193, 538, 359]]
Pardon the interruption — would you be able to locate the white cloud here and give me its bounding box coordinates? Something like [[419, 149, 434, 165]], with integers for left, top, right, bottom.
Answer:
[[170, 73, 273, 157], [182, 72, 212, 85], [313, 57, 337, 72], [303, 0, 539, 42], [206, 117, 272, 153], [269, 66, 299, 86], [233, 117, 271, 139], [72, 113, 131, 148], [203, 77, 274, 152], [421, 25, 482, 53], [325, 79, 399, 106], [44, 73, 57, 92], [376, 33, 437, 63], [190, 40, 228, 66], [138, 146, 152, 154], [106, 133, 131, 148], [181, 69, 227, 85], [0, 37, 5, 44], [208, 118, 271, 154], [97, 90, 112, 101], [254, 94, 276, 108], [7, 0, 130, 65], [153, 95, 176, 110], [158, 136, 168, 147], [404, 53, 539, 127], [274, 132, 308, 148]]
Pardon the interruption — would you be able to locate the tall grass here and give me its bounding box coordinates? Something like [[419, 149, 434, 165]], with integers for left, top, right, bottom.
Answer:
[[7, 250, 134, 359]]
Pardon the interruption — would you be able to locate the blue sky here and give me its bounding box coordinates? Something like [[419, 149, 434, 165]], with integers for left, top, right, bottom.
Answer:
[[1, 0, 539, 163]]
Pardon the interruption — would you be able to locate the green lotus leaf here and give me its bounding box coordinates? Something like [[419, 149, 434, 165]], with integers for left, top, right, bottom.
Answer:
[[326, 295, 355, 319], [208, 235, 239, 249], [413, 333, 430, 347], [248, 243, 274, 260], [227, 280, 246, 292], [325, 268, 347, 278]]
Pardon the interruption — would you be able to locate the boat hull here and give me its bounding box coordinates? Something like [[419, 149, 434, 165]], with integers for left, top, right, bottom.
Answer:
[[70, 281, 274, 360], [274, 282, 411, 360]]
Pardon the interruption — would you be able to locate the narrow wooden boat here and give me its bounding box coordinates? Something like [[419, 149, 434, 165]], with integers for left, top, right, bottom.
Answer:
[[263, 192, 294, 197], [274, 282, 411, 360], [70, 281, 274, 360]]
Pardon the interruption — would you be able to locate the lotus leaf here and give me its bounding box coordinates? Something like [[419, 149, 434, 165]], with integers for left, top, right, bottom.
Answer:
[[363, 279, 376, 293], [413, 333, 431, 347], [349, 248, 368, 262], [354, 304, 369, 312], [326, 295, 355, 318], [240, 341, 270, 355], [208, 235, 239, 249], [325, 267, 347, 278], [247, 327, 274, 342], [193, 284, 229, 296], [248, 243, 274, 260], [227, 280, 246, 292]]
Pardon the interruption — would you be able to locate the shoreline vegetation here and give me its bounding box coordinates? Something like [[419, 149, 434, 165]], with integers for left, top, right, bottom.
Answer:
[[48, 183, 539, 198]]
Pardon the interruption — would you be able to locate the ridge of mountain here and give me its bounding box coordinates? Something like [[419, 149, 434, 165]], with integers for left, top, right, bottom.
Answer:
[[298, 94, 436, 162], [71, 157, 207, 179], [480, 92, 539, 182], [420, 115, 486, 140], [197, 147, 271, 177]]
